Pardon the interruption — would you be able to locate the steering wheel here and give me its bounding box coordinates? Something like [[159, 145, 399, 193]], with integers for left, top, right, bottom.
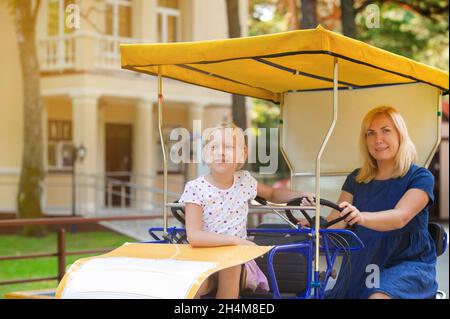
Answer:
[[284, 197, 355, 230], [174, 196, 354, 230]]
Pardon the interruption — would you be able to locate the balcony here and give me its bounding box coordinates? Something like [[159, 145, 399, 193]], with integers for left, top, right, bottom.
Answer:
[[38, 34, 76, 71], [95, 35, 140, 70], [38, 33, 140, 73]]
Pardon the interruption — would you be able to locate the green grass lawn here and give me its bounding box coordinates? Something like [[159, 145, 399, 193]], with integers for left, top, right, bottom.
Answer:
[[0, 230, 135, 298]]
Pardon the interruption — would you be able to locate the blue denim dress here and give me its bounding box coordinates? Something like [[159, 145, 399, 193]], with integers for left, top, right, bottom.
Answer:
[[326, 165, 438, 299]]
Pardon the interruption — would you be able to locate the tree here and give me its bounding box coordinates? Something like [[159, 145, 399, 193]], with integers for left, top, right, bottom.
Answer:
[[249, 0, 292, 35], [283, 0, 300, 30], [300, 0, 318, 29], [355, 0, 449, 71], [3, 0, 46, 236], [355, 0, 449, 20], [316, 0, 341, 31], [250, 99, 290, 180], [341, 0, 357, 38], [225, 0, 248, 130]]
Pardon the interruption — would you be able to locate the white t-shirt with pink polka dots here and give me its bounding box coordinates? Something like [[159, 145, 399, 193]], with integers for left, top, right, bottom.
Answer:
[[179, 170, 258, 239]]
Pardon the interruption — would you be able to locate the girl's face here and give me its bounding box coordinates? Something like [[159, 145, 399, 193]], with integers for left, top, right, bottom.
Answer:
[[203, 128, 247, 175], [365, 114, 400, 165]]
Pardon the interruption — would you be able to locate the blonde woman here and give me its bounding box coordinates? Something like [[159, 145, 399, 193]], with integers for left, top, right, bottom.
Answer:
[[179, 122, 314, 299], [324, 106, 437, 299]]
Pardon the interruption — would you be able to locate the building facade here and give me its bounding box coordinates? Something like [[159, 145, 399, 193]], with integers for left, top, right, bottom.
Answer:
[[0, 0, 249, 217]]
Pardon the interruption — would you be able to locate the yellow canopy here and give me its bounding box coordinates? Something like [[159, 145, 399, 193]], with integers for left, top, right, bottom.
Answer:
[[121, 25, 449, 104]]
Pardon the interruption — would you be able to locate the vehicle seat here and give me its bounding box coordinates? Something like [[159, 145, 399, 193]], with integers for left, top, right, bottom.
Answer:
[[428, 222, 447, 257]]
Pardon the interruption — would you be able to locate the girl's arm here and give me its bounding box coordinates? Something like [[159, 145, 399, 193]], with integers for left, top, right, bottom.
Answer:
[[256, 182, 315, 204], [185, 203, 255, 247], [338, 188, 429, 231]]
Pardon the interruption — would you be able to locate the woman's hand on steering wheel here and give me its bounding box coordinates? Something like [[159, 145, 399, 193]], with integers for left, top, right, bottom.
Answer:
[[339, 201, 364, 226]]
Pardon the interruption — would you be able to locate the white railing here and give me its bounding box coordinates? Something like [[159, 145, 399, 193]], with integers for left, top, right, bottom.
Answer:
[[95, 35, 140, 71], [39, 34, 76, 71], [38, 33, 140, 72], [0, 171, 181, 215]]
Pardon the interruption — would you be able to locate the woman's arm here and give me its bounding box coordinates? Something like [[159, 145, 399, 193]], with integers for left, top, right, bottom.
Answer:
[[339, 188, 430, 231], [256, 182, 315, 204], [184, 203, 254, 247]]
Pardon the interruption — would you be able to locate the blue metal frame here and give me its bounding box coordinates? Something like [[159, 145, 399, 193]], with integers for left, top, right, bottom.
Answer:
[[146, 226, 364, 299], [265, 241, 312, 299]]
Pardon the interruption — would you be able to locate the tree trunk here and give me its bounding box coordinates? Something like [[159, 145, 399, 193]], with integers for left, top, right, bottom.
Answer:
[[15, 1, 46, 236], [300, 0, 317, 29], [284, 0, 300, 30], [341, 0, 357, 38], [225, 0, 247, 130]]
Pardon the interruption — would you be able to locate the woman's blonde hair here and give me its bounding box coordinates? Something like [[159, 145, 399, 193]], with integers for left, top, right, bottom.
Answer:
[[357, 106, 417, 183], [203, 121, 248, 171]]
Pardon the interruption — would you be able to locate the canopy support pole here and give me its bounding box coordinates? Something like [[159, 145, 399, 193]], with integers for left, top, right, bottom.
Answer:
[[157, 67, 169, 235], [313, 58, 339, 298], [424, 91, 443, 168]]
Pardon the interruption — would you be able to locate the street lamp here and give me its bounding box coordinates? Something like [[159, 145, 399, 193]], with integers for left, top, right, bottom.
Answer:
[[72, 144, 87, 222]]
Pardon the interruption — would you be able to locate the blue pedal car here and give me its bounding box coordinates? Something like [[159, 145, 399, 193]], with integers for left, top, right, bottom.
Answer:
[[146, 195, 446, 299]]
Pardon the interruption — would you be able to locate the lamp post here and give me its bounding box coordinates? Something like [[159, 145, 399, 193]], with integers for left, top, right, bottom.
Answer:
[[71, 145, 87, 232]]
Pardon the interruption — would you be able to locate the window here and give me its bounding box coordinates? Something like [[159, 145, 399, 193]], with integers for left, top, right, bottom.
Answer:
[[157, 0, 180, 43], [158, 0, 178, 9], [105, 0, 132, 38], [48, 120, 73, 171], [47, 0, 76, 36]]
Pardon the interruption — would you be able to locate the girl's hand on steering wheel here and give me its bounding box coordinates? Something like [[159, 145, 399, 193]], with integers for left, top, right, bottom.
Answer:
[[338, 201, 364, 226], [297, 217, 310, 228]]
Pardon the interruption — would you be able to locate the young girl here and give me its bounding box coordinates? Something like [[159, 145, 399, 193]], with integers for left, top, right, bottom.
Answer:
[[179, 122, 314, 299]]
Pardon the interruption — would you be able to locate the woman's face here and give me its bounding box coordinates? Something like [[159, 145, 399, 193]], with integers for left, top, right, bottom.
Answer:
[[203, 128, 247, 174], [366, 114, 400, 165]]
